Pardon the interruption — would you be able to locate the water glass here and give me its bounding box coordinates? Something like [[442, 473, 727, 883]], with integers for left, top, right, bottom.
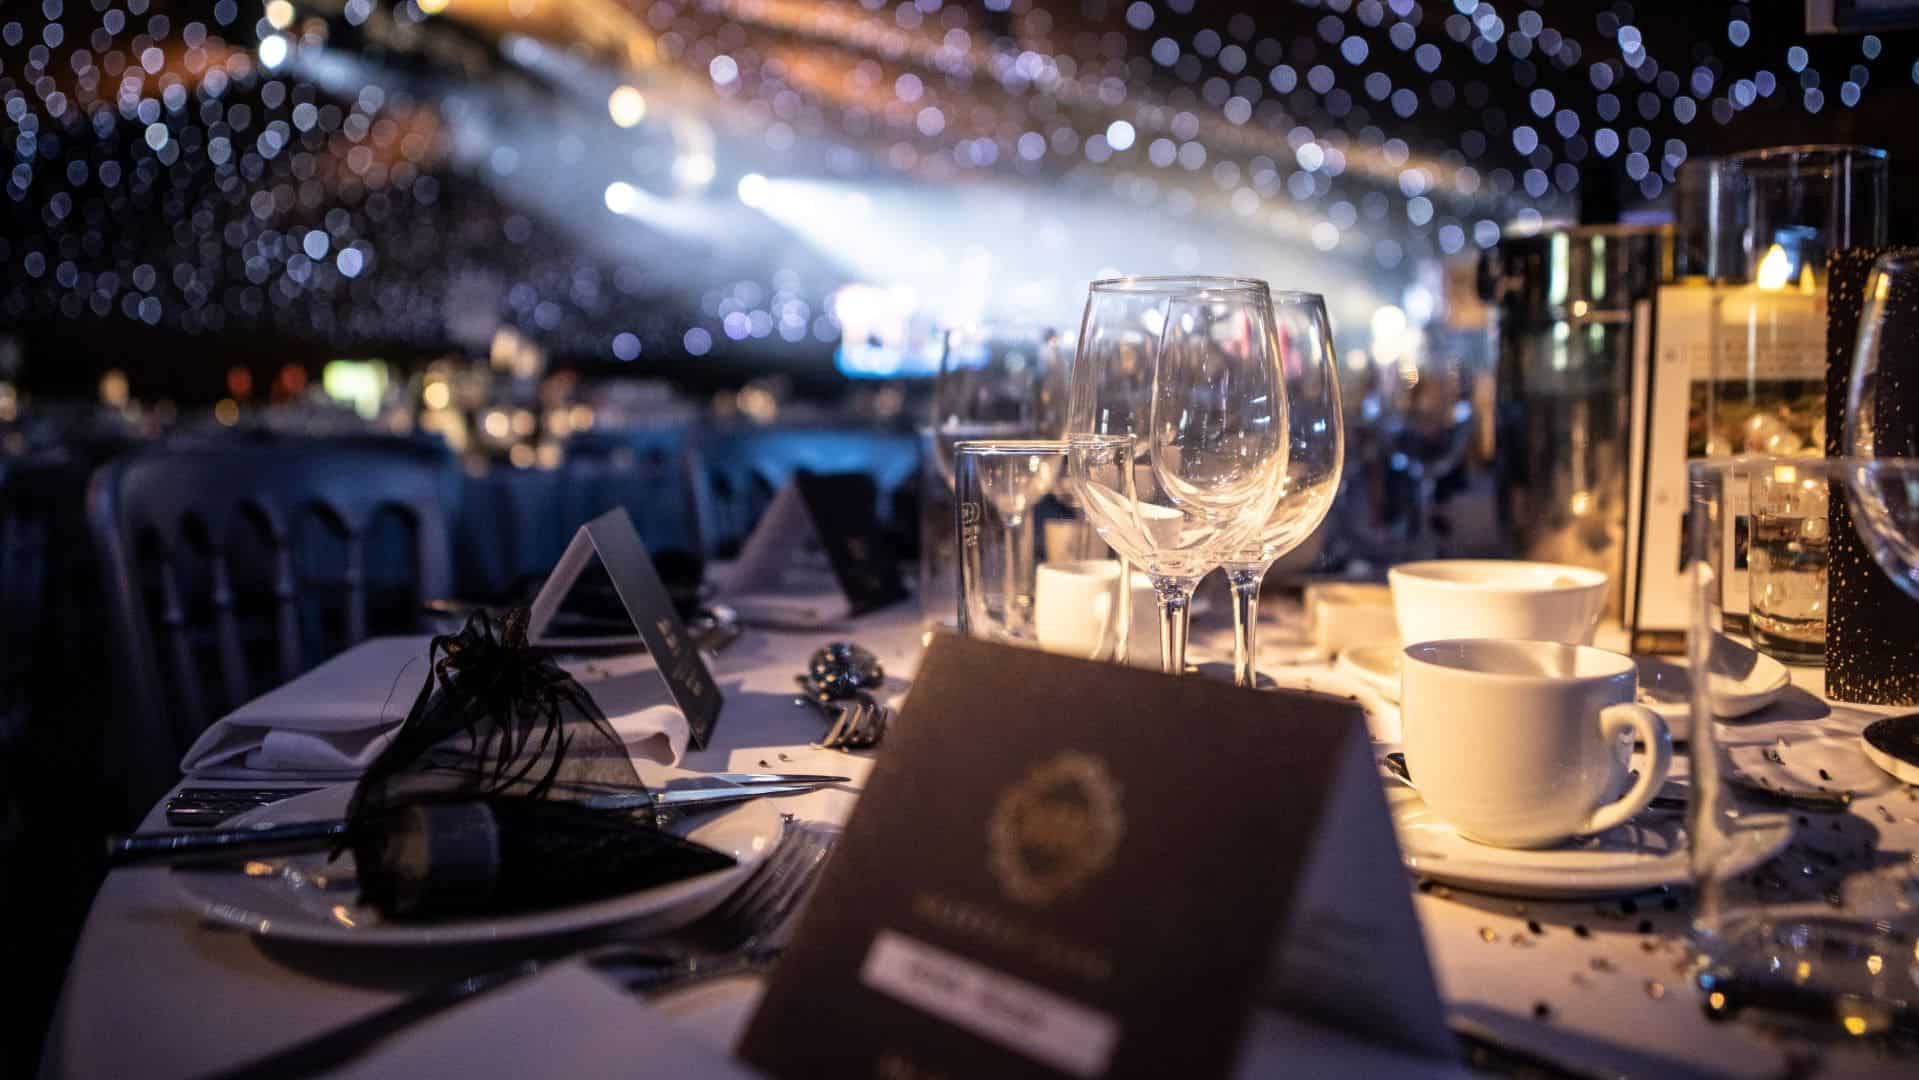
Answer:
[[1748, 464, 1829, 664], [918, 427, 959, 631]]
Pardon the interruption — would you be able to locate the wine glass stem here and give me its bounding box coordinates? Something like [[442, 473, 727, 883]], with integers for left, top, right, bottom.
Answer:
[[1225, 565, 1270, 688], [1153, 578, 1195, 674], [1002, 514, 1030, 636]]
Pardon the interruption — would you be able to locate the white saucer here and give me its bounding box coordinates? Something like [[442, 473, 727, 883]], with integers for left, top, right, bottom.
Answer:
[[176, 784, 782, 947], [1335, 643, 1402, 703], [1387, 785, 1791, 899], [1862, 715, 1919, 785]]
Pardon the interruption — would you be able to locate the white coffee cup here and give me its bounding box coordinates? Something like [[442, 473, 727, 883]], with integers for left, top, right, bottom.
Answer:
[[1389, 559, 1607, 647], [1400, 639, 1672, 849], [1035, 560, 1158, 666]]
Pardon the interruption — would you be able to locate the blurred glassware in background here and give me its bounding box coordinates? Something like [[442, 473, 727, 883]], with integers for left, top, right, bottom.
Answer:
[[918, 427, 960, 633], [1216, 291, 1344, 688], [1705, 146, 1887, 632], [1687, 457, 1919, 1044], [954, 440, 1065, 645], [1067, 277, 1289, 675], [1481, 223, 1675, 620], [1746, 463, 1829, 664], [924, 324, 1066, 631], [1351, 342, 1476, 563]]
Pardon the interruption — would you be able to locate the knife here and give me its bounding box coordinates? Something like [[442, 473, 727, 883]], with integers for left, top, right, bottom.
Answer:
[[112, 773, 850, 867]]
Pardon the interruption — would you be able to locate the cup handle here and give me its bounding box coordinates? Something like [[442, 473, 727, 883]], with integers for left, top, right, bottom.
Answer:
[[1580, 704, 1674, 836]]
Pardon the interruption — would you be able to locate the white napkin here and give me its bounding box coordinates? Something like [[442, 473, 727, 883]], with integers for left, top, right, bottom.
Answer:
[[180, 636, 691, 779]]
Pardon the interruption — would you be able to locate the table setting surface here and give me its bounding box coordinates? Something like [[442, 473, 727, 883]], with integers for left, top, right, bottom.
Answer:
[[44, 594, 1919, 1080]]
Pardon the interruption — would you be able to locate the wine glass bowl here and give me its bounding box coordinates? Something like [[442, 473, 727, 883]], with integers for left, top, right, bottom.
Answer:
[[1843, 252, 1919, 600], [931, 324, 1066, 485]]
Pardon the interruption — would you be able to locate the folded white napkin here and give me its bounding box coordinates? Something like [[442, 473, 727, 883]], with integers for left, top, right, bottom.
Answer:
[[180, 636, 691, 779]]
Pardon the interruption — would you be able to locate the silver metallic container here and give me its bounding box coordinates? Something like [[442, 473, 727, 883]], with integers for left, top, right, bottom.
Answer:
[[1480, 224, 1676, 617]]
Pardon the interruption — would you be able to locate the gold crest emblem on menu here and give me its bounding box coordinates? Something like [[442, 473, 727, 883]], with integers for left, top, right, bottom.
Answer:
[[987, 752, 1124, 906]]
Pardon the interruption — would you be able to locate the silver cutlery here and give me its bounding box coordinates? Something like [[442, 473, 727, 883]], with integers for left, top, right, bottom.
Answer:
[[166, 787, 321, 828], [816, 699, 890, 751], [792, 641, 891, 750], [114, 773, 848, 867], [200, 819, 839, 1080]]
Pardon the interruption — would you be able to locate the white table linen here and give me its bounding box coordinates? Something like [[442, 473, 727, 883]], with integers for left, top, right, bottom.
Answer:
[[46, 596, 1916, 1079]]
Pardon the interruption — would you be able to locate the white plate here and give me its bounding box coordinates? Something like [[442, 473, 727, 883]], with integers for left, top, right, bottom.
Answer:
[[1388, 784, 1791, 899], [1261, 665, 1402, 745], [1336, 642, 1402, 703], [176, 785, 782, 947]]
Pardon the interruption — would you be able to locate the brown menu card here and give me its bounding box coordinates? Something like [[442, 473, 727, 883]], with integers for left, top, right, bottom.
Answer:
[[739, 634, 1451, 1078]]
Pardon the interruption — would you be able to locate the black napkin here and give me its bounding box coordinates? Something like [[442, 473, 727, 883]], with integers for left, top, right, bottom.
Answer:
[[343, 610, 732, 920]]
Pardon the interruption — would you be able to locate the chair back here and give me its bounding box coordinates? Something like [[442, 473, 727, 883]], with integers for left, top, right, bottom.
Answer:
[[0, 460, 51, 752], [696, 427, 920, 555], [562, 425, 705, 555], [89, 436, 452, 796]]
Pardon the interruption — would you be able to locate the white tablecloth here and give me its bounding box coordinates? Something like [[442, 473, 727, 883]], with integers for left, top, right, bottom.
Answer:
[[44, 599, 1916, 1078]]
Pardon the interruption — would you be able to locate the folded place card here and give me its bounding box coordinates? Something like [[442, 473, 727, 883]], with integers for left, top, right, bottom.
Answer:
[[740, 635, 1453, 1079], [528, 508, 723, 749], [728, 471, 908, 616]]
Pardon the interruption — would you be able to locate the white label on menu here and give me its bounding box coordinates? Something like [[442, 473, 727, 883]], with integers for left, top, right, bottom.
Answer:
[[859, 929, 1120, 1077]]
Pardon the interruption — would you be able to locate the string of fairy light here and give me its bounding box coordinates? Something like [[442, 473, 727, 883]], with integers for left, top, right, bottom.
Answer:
[[0, 1, 1906, 367]]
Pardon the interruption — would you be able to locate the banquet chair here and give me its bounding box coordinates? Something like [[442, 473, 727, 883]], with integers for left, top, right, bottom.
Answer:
[[562, 425, 705, 555], [448, 426, 702, 603], [695, 427, 920, 556], [88, 437, 452, 808]]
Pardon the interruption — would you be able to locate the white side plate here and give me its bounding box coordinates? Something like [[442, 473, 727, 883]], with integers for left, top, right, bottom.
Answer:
[[176, 784, 781, 947]]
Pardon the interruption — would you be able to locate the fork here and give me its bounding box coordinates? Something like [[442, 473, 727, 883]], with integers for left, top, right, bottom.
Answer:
[[587, 819, 839, 992], [204, 819, 841, 1080], [816, 699, 890, 750]]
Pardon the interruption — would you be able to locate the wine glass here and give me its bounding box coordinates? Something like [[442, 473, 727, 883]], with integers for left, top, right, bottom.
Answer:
[[930, 324, 1065, 484], [1216, 292, 1345, 687], [1843, 252, 1919, 598], [1067, 277, 1289, 674]]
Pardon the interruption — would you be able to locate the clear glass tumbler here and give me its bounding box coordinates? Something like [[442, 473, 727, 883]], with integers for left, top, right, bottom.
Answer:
[[1689, 457, 1919, 1046], [955, 440, 1127, 661]]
